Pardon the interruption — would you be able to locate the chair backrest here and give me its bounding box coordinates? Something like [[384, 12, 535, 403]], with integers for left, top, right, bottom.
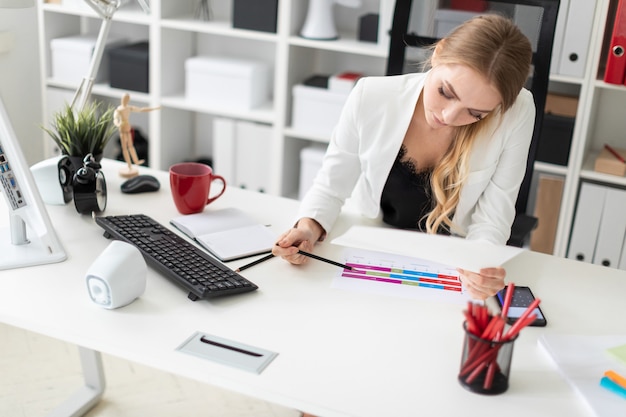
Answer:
[[386, 0, 560, 217]]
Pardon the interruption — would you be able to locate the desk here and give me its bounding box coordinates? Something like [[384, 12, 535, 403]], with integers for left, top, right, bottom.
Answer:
[[1, 160, 626, 417]]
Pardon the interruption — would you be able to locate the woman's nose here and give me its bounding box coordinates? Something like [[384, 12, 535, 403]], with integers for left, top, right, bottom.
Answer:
[[442, 102, 467, 125]]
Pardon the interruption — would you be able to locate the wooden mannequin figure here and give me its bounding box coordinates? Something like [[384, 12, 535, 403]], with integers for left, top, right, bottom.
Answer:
[[114, 93, 161, 178]]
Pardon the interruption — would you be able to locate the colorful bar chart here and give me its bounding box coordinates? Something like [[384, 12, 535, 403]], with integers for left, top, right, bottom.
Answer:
[[342, 263, 462, 292], [333, 249, 467, 303]]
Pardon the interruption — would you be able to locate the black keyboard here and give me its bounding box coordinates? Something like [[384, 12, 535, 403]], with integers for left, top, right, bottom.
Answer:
[[95, 214, 258, 301]]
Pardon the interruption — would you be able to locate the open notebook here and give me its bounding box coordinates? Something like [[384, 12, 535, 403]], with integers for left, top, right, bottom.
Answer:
[[170, 207, 275, 262]]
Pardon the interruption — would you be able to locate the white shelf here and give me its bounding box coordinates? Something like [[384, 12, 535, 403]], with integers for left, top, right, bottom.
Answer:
[[160, 17, 279, 42], [534, 161, 569, 177], [36, 0, 626, 261], [288, 34, 388, 57], [580, 152, 626, 187], [160, 95, 275, 124], [283, 127, 331, 144], [42, 2, 151, 24]]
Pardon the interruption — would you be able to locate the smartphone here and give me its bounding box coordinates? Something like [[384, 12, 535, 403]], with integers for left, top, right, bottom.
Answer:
[[495, 285, 547, 327]]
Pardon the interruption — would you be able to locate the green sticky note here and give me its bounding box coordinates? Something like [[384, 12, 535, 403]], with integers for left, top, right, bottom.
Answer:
[[607, 344, 626, 366]]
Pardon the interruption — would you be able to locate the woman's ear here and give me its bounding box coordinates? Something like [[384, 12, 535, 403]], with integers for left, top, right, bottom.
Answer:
[[431, 40, 444, 66]]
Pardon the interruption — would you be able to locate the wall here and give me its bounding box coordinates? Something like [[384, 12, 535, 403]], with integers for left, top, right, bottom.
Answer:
[[0, 6, 43, 165]]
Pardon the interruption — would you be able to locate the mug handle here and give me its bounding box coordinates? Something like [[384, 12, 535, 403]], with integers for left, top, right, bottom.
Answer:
[[206, 174, 227, 205]]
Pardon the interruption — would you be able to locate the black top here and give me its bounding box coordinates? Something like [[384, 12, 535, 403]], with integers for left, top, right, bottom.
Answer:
[[380, 145, 451, 237]]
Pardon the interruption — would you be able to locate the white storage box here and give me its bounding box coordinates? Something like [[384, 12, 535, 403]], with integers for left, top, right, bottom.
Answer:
[[292, 84, 349, 137], [299, 145, 327, 200], [50, 34, 126, 84], [185, 56, 270, 110]]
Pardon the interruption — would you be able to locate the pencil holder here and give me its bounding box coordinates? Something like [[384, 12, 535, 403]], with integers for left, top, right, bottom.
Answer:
[[458, 321, 518, 395]]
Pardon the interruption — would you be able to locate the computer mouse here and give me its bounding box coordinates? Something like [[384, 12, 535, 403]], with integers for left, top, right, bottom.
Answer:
[[120, 175, 160, 194]]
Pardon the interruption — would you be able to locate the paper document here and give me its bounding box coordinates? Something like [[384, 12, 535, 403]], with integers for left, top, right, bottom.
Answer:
[[331, 225, 522, 272], [333, 248, 469, 304], [170, 208, 276, 262], [539, 334, 626, 417]]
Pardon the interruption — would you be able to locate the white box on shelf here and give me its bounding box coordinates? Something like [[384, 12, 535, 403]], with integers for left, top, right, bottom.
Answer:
[[328, 72, 362, 93], [185, 56, 271, 110], [50, 34, 126, 84], [298, 145, 327, 200], [292, 84, 349, 137]]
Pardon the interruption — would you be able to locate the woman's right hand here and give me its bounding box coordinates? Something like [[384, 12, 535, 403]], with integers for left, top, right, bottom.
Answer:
[[272, 218, 325, 265]]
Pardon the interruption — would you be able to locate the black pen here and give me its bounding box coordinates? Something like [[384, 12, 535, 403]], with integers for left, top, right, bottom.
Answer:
[[297, 250, 354, 271], [234, 253, 275, 273]]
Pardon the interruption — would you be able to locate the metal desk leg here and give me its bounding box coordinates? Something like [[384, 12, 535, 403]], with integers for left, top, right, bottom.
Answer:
[[46, 346, 106, 417]]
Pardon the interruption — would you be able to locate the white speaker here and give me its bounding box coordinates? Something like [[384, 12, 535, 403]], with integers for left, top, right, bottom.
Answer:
[[300, 0, 362, 40], [30, 155, 72, 205], [86, 240, 147, 309]]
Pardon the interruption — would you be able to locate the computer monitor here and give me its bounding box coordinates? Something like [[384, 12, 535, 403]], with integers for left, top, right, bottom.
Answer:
[[0, 95, 67, 269]]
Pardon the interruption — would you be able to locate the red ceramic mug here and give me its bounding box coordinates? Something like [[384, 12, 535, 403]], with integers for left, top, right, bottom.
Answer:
[[169, 162, 226, 214]]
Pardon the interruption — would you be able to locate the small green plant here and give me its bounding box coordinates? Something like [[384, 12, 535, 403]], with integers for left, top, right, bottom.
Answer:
[[43, 101, 116, 158]]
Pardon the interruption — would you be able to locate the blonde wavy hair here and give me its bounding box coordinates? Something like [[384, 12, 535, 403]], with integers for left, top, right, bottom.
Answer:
[[422, 14, 532, 235]]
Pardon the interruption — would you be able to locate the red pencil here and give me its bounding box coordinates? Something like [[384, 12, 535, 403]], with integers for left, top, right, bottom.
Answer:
[[500, 282, 515, 319], [605, 144, 626, 164]]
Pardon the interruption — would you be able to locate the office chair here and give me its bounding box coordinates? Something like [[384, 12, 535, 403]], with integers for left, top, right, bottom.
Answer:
[[386, 0, 560, 247]]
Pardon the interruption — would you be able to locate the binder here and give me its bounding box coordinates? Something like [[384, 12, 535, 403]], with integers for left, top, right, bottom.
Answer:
[[619, 231, 626, 270], [593, 187, 626, 268], [212, 117, 237, 184], [558, 0, 595, 77], [567, 182, 607, 263], [235, 120, 272, 193], [604, 0, 626, 85], [549, 0, 569, 75]]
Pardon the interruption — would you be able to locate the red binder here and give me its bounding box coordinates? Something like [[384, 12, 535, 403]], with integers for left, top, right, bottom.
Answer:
[[604, 0, 626, 85]]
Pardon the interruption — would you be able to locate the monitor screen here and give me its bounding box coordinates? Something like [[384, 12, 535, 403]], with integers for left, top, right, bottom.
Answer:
[[0, 96, 66, 269]]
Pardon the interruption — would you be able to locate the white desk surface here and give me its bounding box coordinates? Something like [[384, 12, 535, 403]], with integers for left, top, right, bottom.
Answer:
[[2, 159, 626, 417]]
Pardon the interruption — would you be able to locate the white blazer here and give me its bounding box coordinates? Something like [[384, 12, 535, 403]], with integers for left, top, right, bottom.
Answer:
[[297, 72, 536, 246]]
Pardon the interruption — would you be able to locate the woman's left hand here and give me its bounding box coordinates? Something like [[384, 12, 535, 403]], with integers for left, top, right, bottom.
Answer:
[[457, 267, 506, 300]]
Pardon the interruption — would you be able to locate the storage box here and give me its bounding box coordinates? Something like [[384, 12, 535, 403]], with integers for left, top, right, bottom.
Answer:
[[108, 41, 149, 93], [358, 13, 379, 43], [594, 147, 626, 176], [50, 34, 126, 84], [545, 93, 578, 117], [233, 0, 278, 33], [185, 56, 270, 110], [292, 84, 350, 137], [299, 146, 327, 200]]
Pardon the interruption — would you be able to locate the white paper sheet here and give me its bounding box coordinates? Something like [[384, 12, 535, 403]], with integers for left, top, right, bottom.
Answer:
[[331, 225, 523, 272], [539, 334, 626, 417]]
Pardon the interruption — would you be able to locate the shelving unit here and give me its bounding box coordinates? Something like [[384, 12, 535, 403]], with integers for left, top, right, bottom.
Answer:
[[548, 0, 626, 258], [36, 0, 392, 199], [35, 0, 626, 259]]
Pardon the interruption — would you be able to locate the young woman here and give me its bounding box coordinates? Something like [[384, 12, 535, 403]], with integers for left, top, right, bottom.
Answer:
[[273, 14, 535, 300]]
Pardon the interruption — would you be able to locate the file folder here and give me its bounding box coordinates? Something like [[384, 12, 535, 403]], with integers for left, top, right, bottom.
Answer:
[[619, 233, 626, 271], [604, 0, 626, 85], [558, 0, 595, 77], [593, 187, 626, 268], [235, 120, 272, 193], [212, 117, 237, 184], [549, 0, 569, 75], [567, 182, 607, 263]]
